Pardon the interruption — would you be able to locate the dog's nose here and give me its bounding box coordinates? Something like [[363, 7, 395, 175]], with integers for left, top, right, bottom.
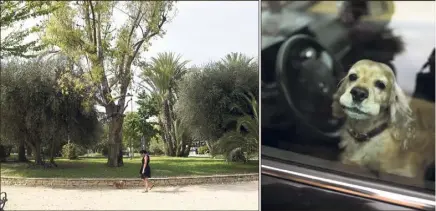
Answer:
[[350, 86, 368, 102]]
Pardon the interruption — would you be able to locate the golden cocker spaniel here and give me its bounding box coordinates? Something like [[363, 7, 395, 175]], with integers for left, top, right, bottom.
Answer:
[[332, 59, 434, 179]]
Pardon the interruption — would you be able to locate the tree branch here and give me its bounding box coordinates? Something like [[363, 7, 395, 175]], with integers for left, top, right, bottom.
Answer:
[[83, 1, 94, 44], [94, 94, 107, 106], [114, 6, 136, 19], [96, 2, 103, 59], [88, 0, 98, 47], [113, 93, 133, 101], [36, 50, 60, 62], [87, 1, 111, 108], [127, 4, 143, 47], [138, 24, 145, 36], [109, 77, 120, 89], [122, 98, 133, 113], [131, 14, 167, 60], [115, 5, 143, 98]]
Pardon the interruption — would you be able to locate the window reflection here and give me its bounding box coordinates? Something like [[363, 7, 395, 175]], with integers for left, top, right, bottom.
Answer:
[[261, 1, 435, 188]]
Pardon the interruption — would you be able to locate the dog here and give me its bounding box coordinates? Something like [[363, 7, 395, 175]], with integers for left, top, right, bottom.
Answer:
[[113, 180, 126, 189], [332, 59, 434, 179]]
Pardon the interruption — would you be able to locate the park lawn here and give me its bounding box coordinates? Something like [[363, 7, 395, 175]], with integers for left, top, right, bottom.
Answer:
[[0, 156, 259, 178]]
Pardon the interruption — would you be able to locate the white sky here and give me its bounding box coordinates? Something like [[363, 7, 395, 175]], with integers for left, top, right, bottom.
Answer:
[[145, 1, 258, 65]]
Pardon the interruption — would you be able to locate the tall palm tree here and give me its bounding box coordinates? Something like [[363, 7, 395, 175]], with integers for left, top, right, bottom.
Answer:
[[172, 118, 191, 157], [219, 52, 254, 67], [140, 52, 189, 156]]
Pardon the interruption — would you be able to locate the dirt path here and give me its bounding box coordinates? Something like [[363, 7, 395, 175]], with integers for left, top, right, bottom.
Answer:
[[1, 181, 258, 210]]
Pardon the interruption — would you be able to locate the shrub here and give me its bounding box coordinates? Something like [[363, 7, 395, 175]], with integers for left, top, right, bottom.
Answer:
[[2, 145, 12, 157], [227, 147, 247, 163], [197, 145, 209, 155], [61, 143, 79, 160], [149, 136, 165, 155], [76, 145, 87, 156]]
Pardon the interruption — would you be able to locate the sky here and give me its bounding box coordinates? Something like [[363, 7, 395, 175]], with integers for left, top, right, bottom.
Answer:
[[144, 1, 259, 65]]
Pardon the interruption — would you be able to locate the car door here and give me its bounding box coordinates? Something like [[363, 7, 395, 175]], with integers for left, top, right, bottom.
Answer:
[[262, 146, 435, 211]]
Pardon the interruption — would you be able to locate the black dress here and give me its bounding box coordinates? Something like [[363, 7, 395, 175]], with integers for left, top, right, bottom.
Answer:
[[140, 154, 151, 179]]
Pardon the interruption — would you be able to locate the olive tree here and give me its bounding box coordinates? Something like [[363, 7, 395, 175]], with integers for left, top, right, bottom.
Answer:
[[0, 58, 102, 166], [175, 53, 258, 156]]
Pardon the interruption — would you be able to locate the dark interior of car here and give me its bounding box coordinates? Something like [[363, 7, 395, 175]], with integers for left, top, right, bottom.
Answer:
[[261, 1, 435, 183]]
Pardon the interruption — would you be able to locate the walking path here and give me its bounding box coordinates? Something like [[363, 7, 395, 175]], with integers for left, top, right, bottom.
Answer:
[[1, 181, 258, 210]]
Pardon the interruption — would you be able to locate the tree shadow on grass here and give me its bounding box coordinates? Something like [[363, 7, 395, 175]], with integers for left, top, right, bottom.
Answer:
[[1, 158, 258, 178], [153, 159, 259, 165]]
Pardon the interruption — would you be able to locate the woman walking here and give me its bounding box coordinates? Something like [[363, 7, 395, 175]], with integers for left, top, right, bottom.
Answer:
[[139, 150, 153, 192]]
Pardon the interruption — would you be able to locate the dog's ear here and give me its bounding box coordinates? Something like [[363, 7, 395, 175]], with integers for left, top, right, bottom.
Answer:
[[389, 81, 415, 149], [332, 78, 347, 119], [389, 82, 411, 122]]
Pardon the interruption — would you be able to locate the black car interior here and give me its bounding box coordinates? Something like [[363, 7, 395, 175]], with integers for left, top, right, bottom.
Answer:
[[261, 1, 435, 182]]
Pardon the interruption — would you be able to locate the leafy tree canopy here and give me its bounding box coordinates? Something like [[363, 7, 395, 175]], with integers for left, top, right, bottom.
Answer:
[[0, 58, 102, 164], [175, 52, 259, 143], [0, 1, 58, 58]]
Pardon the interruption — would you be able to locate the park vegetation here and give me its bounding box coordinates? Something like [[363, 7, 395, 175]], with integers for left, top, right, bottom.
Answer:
[[0, 1, 258, 170]]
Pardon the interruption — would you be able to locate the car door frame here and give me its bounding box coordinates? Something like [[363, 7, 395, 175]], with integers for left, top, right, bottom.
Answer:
[[261, 145, 436, 211]]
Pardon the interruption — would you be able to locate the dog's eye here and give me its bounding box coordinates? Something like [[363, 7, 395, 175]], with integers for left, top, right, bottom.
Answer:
[[374, 80, 386, 90], [348, 73, 358, 81]]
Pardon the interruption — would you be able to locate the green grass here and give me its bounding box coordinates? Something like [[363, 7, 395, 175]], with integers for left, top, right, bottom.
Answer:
[[0, 156, 258, 178]]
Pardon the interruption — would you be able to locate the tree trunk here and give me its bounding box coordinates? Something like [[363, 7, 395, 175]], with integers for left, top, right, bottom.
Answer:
[[18, 140, 28, 162], [49, 139, 57, 167], [117, 148, 124, 165], [178, 137, 190, 157], [157, 118, 172, 156], [205, 140, 214, 156], [107, 114, 124, 167], [0, 145, 6, 162], [182, 141, 191, 157], [177, 143, 183, 157], [175, 136, 181, 157], [32, 143, 43, 165], [160, 112, 175, 156], [26, 143, 32, 157], [163, 134, 173, 156], [162, 99, 177, 156]]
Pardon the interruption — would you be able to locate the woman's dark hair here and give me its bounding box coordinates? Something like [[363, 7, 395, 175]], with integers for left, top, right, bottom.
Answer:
[[139, 150, 148, 154]]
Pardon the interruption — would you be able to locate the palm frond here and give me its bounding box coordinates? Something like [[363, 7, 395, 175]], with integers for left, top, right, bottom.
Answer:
[[217, 91, 258, 162], [140, 52, 190, 96], [219, 52, 254, 67]]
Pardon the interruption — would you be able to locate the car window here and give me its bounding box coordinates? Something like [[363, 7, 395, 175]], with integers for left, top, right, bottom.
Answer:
[[261, 1, 435, 192]]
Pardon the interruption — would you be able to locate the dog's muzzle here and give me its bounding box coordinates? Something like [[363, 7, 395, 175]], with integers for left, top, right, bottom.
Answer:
[[350, 86, 368, 103]]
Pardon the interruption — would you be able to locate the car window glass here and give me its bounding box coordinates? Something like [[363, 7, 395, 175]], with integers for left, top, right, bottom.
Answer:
[[261, 1, 435, 191]]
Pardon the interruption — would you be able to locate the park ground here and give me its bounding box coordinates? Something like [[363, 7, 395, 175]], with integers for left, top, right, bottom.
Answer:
[[1, 181, 258, 210], [1, 156, 258, 178]]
